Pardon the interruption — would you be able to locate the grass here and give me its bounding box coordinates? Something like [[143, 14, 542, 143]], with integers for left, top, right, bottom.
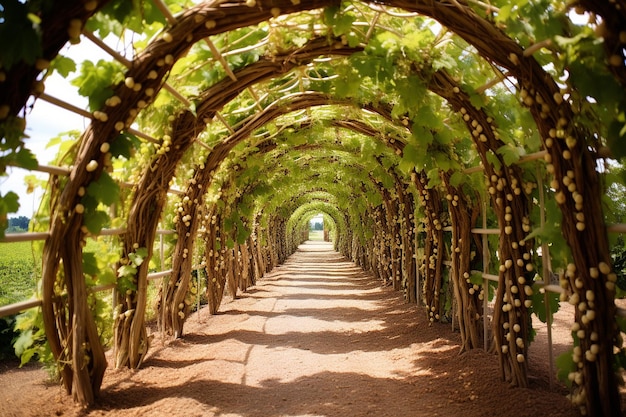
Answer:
[[308, 230, 324, 241], [0, 241, 39, 306]]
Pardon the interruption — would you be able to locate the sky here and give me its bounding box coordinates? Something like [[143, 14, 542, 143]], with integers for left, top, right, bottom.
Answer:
[[309, 214, 323, 225]]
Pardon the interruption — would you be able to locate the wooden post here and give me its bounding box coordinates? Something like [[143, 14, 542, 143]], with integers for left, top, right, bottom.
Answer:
[[537, 170, 555, 390], [482, 200, 489, 351]]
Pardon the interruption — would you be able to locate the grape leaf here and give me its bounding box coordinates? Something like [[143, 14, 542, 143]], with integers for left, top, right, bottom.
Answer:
[[110, 132, 140, 159], [0, 191, 20, 214], [50, 55, 76, 77], [324, 5, 355, 36], [412, 126, 434, 147], [555, 349, 575, 388], [531, 285, 560, 323], [129, 247, 148, 266], [14, 147, 38, 170], [71, 59, 122, 111], [83, 210, 110, 234], [449, 171, 465, 187], [497, 144, 524, 166], [0, 1, 42, 69], [82, 252, 100, 277], [401, 143, 423, 169], [86, 171, 120, 206]]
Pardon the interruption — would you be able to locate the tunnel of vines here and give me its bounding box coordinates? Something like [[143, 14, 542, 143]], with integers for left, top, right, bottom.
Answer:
[[1, 0, 626, 415]]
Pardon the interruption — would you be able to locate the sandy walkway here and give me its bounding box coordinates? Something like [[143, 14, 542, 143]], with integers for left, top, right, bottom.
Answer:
[[1, 241, 580, 416]]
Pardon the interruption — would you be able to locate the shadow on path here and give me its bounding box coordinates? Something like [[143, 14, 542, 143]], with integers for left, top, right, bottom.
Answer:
[[87, 242, 579, 417]]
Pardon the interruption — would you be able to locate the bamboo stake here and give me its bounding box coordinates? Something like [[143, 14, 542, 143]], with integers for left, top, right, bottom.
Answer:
[[39, 92, 159, 144], [163, 84, 192, 108], [152, 0, 176, 25], [482, 199, 489, 351], [215, 112, 235, 134], [537, 167, 555, 390]]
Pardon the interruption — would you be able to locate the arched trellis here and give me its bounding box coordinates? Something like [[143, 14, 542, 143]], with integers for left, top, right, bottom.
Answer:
[[213, 113, 417, 290], [286, 203, 342, 242], [0, 0, 624, 415], [158, 119, 399, 338], [183, 140, 396, 320], [209, 98, 515, 364], [41, 76, 620, 408]]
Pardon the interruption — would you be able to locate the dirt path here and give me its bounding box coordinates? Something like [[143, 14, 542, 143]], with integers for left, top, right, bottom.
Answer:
[[1, 241, 582, 416]]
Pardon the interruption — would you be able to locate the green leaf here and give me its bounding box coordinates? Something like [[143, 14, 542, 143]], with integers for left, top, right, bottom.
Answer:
[[13, 329, 34, 357], [531, 284, 560, 323], [324, 5, 355, 36], [497, 144, 524, 166], [97, 0, 168, 34], [71, 59, 123, 111], [82, 252, 100, 277], [469, 272, 483, 286], [83, 210, 110, 234], [135, 247, 148, 259], [412, 126, 434, 147], [414, 105, 440, 129], [449, 171, 465, 187], [397, 75, 426, 110], [50, 55, 76, 77], [0, 1, 42, 69], [86, 172, 120, 206], [129, 247, 148, 266], [110, 132, 140, 159], [117, 264, 137, 277], [0, 192, 19, 236], [433, 152, 452, 172], [18, 344, 39, 367], [401, 143, 424, 170], [432, 51, 456, 72], [426, 168, 441, 186], [0, 191, 20, 214], [485, 151, 502, 172], [237, 226, 250, 245], [495, 4, 513, 23], [555, 349, 575, 388], [469, 92, 486, 109], [334, 67, 361, 98], [14, 147, 38, 170]]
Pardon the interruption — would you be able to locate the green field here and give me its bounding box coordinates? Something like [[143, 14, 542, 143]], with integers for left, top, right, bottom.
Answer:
[[0, 241, 39, 306], [308, 230, 324, 241]]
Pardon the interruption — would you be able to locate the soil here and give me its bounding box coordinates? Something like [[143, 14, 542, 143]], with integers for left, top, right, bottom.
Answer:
[[0, 241, 622, 416]]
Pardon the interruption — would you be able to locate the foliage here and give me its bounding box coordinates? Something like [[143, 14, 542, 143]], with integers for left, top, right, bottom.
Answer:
[[530, 285, 561, 323], [71, 60, 125, 111], [85, 0, 167, 38], [0, 0, 46, 70], [0, 315, 16, 360], [7, 215, 30, 231], [556, 348, 576, 388], [0, 241, 38, 306], [310, 221, 323, 231], [12, 307, 53, 371], [117, 247, 148, 293]]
